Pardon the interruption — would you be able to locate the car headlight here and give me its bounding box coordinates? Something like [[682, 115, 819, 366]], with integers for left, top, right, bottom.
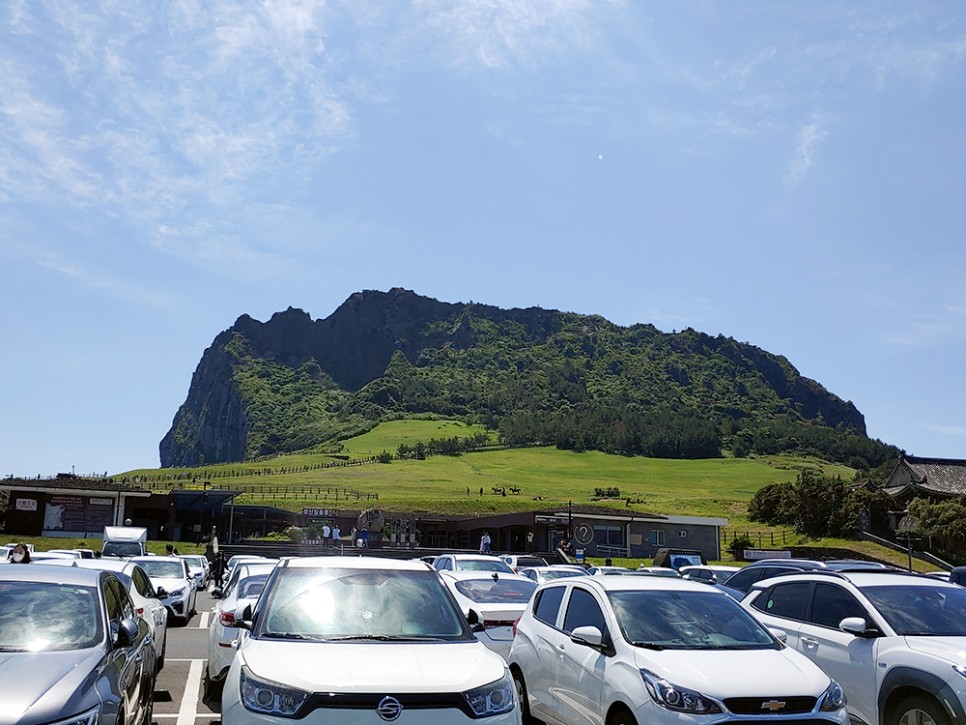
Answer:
[[240, 666, 310, 717], [463, 669, 515, 718], [820, 680, 848, 712], [641, 670, 722, 714], [47, 706, 100, 725], [168, 587, 185, 598]]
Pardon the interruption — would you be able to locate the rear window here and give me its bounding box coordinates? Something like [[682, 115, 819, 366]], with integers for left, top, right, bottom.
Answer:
[[454, 578, 536, 604]]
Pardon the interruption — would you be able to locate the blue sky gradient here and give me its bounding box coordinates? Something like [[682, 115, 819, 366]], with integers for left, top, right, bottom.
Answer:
[[2, 1, 965, 476]]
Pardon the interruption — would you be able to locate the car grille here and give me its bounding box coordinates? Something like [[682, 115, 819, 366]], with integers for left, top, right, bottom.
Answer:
[[303, 692, 475, 718], [724, 698, 819, 715], [724, 719, 832, 725]]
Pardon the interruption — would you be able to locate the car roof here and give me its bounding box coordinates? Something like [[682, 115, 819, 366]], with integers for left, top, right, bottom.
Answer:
[[744, 558, 827, 568], [748, 569, 952, 590], [551, 574, 723, 594], [0, 564, 110, 586], [279, 555, 435, 571]]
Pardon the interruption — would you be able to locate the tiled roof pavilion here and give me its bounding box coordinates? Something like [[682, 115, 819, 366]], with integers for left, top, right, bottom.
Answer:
[[883, 456, 966, 501]]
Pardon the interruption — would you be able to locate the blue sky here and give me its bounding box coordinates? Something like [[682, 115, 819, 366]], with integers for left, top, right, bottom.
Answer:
[[2, 1, 965, 477]]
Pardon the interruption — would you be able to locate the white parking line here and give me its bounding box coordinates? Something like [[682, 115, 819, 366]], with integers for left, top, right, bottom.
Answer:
[[197, 611, 210, 628], [176, 659, 204, 725]]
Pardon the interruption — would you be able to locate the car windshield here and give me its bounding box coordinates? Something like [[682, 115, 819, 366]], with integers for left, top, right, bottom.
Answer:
[[454, 577, 536, 604], [609, 589, 778, 650], [258, 567, 469, 641], [139, 560, 185, 578], [862, 584, 966, 636], [456, 559, 513, 573], [540, 570, 583, 581], [0, 582, 102, 652]]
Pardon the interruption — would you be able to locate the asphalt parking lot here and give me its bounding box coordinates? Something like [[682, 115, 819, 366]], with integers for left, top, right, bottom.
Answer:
[[154, 587, 221, 725]]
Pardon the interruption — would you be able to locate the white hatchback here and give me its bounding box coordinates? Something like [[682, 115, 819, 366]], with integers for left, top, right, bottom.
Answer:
[[221, 556, 520, 724], [508, 574, 849, 725]]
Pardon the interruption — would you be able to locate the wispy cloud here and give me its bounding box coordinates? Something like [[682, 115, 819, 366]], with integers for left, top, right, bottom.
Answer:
[[783, 119, 828, 188]]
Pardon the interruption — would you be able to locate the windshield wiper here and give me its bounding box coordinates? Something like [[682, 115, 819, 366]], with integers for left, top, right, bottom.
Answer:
[[325, 634, 444, 642], [630, 641, 666, 650], [262, 631, 322, 641]]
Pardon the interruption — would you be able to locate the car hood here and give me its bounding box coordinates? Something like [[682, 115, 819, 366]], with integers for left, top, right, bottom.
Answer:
[[633, 647, 830, 698], [0, 649, 102, 724], [240, 639, 505, 693], [903, 636, 966, 664], [150, 576, 189, 590]]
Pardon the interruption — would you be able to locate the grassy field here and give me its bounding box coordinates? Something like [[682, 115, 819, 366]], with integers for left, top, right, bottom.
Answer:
[[15, 417, 935, 571]]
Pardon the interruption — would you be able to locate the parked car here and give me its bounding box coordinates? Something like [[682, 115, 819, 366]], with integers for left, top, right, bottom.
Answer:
[[439, 569, 537, 659], [178, 554, 210, 588], [509, 574, 848, 725], [205, 560, 278, 699], [433, 553, 515, 574], [717, 559, 827, 599], [37, 557, 170, 673], [518, 566, 585, 585], [584, 565, 630, 576], [0, 564, 157, 725], [221, 556, 520, 723], [131, 555, 197, 625], [741, 569, 966, 725], [633, 566, 681, 577], [679, 564, 741, 584], [499, 554, 549, 572]]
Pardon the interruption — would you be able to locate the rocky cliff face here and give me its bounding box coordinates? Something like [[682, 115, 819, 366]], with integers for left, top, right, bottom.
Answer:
[[159, 288, 868, 467]]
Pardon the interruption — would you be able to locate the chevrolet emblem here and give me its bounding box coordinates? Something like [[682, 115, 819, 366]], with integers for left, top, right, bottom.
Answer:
[[761, 700, 787, 712]]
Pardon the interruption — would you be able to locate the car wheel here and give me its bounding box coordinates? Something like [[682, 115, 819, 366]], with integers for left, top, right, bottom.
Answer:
[[203, 666, 223, 702], [512, 670, 541, 725], [156, 635, 166, 673], [140, 685, 155, 725], [607, 708, 638, 725], [889, 696, 949, 725]]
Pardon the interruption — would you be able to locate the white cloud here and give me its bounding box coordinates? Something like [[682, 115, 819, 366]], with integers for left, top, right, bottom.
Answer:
[[783, 120, 828, 188]]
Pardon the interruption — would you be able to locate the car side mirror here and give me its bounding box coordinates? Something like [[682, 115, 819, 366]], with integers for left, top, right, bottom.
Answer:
[[155, 586, 167, 599], [115, 618, 140, 647], [211, 586, 223, 599], [235, 603, 254, 631], [571, 625, 604, 648], [768, 627, 788, 643], [466, 609, 485, 632], [840, 617, 879, 638]]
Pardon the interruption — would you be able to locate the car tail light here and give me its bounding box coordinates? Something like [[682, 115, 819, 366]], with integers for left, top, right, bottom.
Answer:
[[220, 611, 236, 627], [136, 607, 144, 616], [512, 617, 521, 637]]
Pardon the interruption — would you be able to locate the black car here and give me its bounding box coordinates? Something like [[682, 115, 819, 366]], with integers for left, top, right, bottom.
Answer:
[[0, 565, 157, 725], [718, 559, 828, 599]]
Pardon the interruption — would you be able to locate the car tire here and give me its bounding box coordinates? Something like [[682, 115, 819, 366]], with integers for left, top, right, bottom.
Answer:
[[203, 666, 223, 702], [607, 708, 638, 725], [888, 696, 949, 725], [512, 670, 541, 725], [156, 635, 166, 673]]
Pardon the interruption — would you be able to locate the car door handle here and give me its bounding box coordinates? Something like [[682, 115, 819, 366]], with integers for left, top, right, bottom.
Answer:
[[801, 637, 818, 648]]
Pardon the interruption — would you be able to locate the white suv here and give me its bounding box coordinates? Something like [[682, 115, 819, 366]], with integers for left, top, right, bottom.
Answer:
[[221, 556, 521, 724], [741, 570, 966, 725], [509, 574, 848, 725]]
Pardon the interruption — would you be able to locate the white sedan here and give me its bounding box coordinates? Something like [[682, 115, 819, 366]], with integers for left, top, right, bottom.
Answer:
[[439, 570, 536, 659]]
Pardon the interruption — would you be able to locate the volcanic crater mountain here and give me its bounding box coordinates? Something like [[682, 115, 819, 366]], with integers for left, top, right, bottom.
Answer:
[[160, 288, 892, 469]]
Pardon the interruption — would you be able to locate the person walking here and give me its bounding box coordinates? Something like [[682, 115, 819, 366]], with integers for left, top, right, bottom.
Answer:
[[321, 523, 331, 549], [360, 527, 369, 549], [332, 524, 341, 548]]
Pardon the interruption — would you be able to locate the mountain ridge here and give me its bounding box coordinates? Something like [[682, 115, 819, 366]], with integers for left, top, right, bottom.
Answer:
[[160, 288, 891, 468]]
